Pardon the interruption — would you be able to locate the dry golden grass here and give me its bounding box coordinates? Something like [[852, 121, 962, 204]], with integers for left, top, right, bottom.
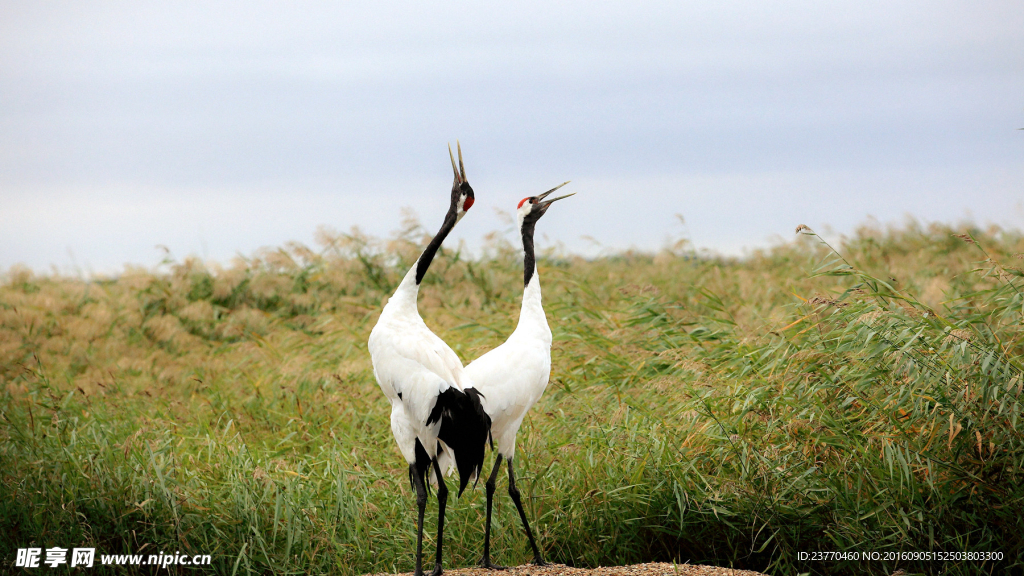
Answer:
[[2, 220, 1023, 575]]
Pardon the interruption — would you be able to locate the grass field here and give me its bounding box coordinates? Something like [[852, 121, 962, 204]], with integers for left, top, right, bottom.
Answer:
[[2, 220, 1023, 575]]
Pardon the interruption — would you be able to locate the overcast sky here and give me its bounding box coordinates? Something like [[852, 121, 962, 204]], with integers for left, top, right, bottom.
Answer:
[[2, 1, 1022, 274]]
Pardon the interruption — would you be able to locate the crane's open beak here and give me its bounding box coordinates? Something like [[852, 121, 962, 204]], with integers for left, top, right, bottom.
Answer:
[[449, 141, 467, 184], [537, 181, 574, 207]]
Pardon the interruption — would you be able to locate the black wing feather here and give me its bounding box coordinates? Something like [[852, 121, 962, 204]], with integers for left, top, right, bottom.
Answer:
[[428, 388, 491, 496]]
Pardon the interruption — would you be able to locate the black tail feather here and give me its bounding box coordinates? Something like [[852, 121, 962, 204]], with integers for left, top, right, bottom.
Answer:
[[428, 387, 491, 496]]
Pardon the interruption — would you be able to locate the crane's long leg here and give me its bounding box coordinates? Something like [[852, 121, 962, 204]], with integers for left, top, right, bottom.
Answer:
[[507, 458, 546, 566], [430, 458, 449, 576], [479, 455, 507, 570], [411, 463, 429, 576]]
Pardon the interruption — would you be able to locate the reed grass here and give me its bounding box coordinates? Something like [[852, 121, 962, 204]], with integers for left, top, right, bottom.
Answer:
[[2, 220, 1022, 575]]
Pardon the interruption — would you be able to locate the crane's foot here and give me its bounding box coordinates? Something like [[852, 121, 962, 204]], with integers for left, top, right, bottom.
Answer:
[[478, 556, 507, 570], [428, 563, 444, 576], [531, 556, 548, 567]]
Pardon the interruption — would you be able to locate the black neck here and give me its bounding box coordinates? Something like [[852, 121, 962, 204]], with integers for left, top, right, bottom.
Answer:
[[521, 212, 540, 287], [415, 206, 458, 285]]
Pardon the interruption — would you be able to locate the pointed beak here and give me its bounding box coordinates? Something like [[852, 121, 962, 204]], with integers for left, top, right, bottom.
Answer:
[[541, 192, 575, 207], [536, 181, 574, 207], [457, 140, 466, 183], [535, 181, 570, 201], [448, 143, 462, 184]]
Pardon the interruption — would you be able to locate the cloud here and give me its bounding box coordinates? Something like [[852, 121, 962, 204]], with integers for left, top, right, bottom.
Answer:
[[1, 1, 1022, 272]]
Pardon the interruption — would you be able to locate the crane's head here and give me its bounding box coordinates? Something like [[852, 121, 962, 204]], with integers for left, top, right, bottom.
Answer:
[[517, 181, 574, 230], [449, 142, 474, 223]]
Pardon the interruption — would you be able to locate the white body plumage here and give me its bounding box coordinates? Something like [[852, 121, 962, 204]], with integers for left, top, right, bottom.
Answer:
[[465, 274, 551, 458], [368, 265, 465, 483]]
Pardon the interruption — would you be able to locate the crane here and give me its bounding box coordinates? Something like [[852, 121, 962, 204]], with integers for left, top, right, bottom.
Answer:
[[368, 143, 491, 576], [464, 182, 574, 569]]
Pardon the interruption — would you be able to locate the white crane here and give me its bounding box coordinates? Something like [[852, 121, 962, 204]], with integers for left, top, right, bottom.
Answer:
[[368, 144, 491, 576], [464, 182, 574, 569]]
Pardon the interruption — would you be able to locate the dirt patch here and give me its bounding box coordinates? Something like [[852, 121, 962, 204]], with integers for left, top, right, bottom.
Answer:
[[368, 562, 768, 576]]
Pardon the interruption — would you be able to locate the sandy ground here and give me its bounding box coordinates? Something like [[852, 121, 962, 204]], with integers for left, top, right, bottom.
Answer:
[[367, 562, 768, 576]]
